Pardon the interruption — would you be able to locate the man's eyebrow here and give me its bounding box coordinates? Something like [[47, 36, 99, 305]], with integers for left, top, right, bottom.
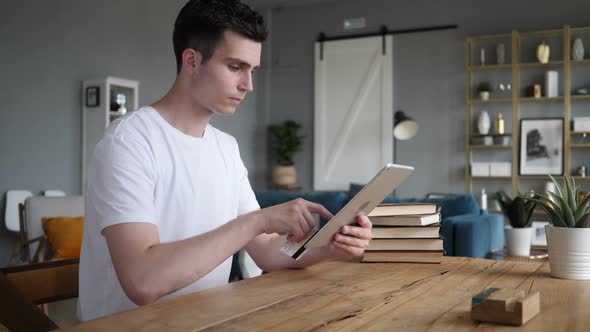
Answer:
[[227, 57, 260, 69]]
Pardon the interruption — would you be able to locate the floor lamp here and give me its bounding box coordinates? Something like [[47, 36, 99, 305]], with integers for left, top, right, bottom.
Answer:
[[393, 110, 418, 164]]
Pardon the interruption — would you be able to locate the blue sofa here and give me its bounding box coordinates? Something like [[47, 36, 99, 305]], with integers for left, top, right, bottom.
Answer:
[[254, 190, 504, 259]]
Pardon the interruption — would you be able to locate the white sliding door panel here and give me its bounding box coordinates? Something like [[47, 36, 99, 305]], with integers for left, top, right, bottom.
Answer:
[[314, 36, 393, 190]]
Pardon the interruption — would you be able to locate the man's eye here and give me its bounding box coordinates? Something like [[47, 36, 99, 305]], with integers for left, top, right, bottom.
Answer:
[[229, 65, 240, 71]]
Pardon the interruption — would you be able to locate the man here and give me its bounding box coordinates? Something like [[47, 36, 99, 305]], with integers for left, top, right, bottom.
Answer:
[[78, 0, 372, 321]]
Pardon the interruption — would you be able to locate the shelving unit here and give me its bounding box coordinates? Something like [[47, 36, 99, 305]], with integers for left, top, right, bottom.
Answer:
[[466, 25, 590, 206], [81, 76, 139, 192]]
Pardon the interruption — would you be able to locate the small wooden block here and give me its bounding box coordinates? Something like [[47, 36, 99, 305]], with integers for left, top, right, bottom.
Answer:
[[471, 287, 540, 326]]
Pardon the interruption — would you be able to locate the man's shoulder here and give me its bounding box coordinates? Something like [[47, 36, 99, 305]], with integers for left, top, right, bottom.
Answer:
[[104, 107, 156, 143]]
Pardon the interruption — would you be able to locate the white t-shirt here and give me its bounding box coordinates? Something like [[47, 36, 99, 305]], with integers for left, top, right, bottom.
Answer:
[[77, 106, 260, 321]]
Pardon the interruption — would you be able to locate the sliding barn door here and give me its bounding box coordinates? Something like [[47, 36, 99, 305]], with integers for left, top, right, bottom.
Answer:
[[314, 35, 393, 190]]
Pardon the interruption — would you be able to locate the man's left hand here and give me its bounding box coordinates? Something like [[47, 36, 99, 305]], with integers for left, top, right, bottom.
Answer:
[[326, 215, 372, 257]]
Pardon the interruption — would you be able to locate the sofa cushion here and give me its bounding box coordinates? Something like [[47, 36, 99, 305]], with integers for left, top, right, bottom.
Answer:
[[255, 191, 348, 223]]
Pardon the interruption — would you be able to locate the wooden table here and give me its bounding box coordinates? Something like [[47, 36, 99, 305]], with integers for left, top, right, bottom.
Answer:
[[63, 257, 590, 331]]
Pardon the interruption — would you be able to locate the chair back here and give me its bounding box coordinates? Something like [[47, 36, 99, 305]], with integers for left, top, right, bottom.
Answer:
[[0, 258, 79, 332], [5, 190, 33, 232], [21, 196, 84, 262]]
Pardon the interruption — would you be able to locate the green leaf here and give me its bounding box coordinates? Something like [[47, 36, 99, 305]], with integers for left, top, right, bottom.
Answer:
[[548, 174, 565, 200], [574, 192, 590, 222], [549, 192, 575, 227], [564, 176, 577, 213], [575, 213, 590, 228], [528, 197, 568, 227]]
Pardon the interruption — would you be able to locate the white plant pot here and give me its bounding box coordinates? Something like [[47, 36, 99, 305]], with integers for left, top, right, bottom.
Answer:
[[505, 226, 533, 257], [479, 91, 490, 100], [546, 225, 590, 280]]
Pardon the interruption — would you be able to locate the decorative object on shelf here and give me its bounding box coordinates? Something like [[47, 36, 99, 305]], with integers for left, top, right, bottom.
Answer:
[[490, 161, 511, 176], [572, 38, 584, 61], [544, 71, 558, 98], [495, 113, 505, 134], [533, 84, 542, 98], [477, 82, 493, 100], [574, 87, 589, 95], [573, 116, 590, 132], [493, 136, 511, 145], [480, 47, 486, 65], [495, 190, 535, 257], [85, 86, 100, 107], [477, 110, 491, 134], [115, 93, 127, 115], [480, 188, 488, 210], [536, 41, 550, 63], [529, 175, 590, 280], [519, 118, 564, 176], [471, 162, 490, 176], [577, 165, 587, 177], [496, 43, 506, 65], [269, 120, 304, 187]]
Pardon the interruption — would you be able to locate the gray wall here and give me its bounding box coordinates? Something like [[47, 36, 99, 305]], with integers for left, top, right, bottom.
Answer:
[[0, 0, 267, 264], [265, 0, 590, 197]]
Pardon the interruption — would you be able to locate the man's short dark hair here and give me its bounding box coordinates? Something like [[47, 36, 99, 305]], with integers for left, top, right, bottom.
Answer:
[[173, 0, 267, 74]]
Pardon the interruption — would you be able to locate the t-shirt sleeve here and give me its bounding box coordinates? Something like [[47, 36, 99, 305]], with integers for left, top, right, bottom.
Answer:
[[86, 134, 157, 233], [234, 141, 260, 216]]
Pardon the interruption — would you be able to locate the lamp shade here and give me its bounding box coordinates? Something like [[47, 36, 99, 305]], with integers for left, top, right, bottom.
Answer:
[[393, 110, 418, 140]]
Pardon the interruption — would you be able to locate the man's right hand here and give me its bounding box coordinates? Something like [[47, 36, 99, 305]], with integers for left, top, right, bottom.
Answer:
[[258, 198, 334, 242]]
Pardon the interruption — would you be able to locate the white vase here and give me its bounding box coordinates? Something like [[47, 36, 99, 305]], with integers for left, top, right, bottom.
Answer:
[[477, 110, 491, 135], [573, 38, 584, 61], [505, 226, 533, 257], [479, 91, 490, 100], [545, 71, 558, 98], [546, 225, 590, 280]]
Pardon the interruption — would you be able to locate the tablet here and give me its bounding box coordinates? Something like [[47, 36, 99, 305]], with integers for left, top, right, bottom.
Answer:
[[280, 163, 414, 259]]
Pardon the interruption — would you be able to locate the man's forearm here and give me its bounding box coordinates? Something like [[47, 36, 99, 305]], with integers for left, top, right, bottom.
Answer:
[[117, 211, 265, 305]]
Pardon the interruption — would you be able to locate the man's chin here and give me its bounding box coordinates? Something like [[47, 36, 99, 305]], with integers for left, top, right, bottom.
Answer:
[[212, 106, 237, 117]]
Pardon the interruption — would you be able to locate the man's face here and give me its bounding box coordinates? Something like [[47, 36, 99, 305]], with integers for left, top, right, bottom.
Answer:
[[189, 30, 261, 116]]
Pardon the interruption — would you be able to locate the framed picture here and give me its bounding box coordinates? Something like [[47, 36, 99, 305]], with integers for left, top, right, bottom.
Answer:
[[85, 86, 100, 107], [519, 118, 564, 175], [531, 221, 550, 248]]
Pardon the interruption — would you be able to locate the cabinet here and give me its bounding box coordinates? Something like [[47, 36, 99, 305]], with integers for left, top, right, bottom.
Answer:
[[466, 26, 590, 210], [81, 76, 139, 192]]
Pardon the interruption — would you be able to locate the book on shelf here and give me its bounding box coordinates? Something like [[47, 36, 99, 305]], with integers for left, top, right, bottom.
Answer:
[[370, 213, 441, 226], [367, 238, 444, 251], [368, 203, 439, 217], [361, 250, 444, 263], [372, 224, 441, 239]]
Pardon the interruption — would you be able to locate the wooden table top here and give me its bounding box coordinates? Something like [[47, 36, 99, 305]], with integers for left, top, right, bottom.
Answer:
[[63, 257, 590, 331]]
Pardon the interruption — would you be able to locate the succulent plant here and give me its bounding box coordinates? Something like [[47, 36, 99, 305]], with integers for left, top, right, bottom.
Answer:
[[477, 82, 494, 93], [528, 175, 590, 228], [494, 190, 536, 228]]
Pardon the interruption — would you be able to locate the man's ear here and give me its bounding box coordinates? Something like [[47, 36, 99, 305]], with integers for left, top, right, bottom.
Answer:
[[182, 48, 203, 73]]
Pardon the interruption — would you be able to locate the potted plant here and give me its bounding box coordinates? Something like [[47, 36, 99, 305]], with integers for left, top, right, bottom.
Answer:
[[494, 191, 536, 257], [477, 82, 493, 100], [528, 175, 590, 280], [269, 120, 304, 188]]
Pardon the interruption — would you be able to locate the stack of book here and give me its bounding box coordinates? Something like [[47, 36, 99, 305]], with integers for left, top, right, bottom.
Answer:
[[362, 203, 444, 263]]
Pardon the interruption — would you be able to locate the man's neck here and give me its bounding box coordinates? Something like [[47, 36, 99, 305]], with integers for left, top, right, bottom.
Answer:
[[150, 78, 212, 138]]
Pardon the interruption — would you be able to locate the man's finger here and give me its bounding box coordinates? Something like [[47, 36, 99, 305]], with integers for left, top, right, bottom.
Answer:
[[341, 225, 372, 240], [356, 215, 372, 228], [302, 208, 317, 231], [305, 201, 334, 221], [334, 233, 369, 249]]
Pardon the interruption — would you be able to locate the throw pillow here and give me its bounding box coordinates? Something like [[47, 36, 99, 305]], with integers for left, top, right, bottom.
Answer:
[[42, 216, 84, 259]]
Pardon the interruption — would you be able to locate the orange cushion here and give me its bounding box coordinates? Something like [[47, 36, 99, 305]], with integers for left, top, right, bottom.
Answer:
[[42, 216, 84, 259]]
